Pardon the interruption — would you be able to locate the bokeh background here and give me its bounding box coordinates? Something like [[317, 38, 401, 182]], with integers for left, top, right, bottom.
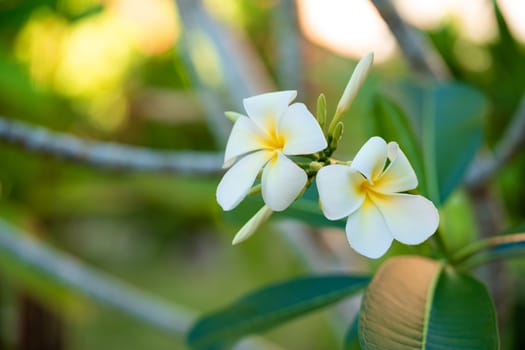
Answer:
[[0, 0, 525, 349]]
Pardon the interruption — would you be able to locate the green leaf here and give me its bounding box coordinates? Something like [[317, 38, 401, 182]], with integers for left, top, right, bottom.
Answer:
[[389, 82, 487, 206], [188, 275, 370, 350], [371, 95, 427, 196], [343, 315, 361, 350], [452, 232, 525, 268], [360, 256, 499, 350]]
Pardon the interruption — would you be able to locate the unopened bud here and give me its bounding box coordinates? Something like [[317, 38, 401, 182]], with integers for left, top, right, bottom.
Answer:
[[316, 94, 327, 130], [232, 205, 273, 245], [224, 111, 243, 122], [309, 161, 324, 172], [336, 52, 374, 115], [330, 122, 344, 150]]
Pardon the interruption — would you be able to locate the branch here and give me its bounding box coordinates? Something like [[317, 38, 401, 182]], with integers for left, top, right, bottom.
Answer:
[[370, 0, 450, 79], [0, 117, 223, 175], [0, 219, 283, 349], [0, 219, 195, 336], [273, 0, 302, 91], [466, 93, 525, 188], [175, 0, 274, 144]]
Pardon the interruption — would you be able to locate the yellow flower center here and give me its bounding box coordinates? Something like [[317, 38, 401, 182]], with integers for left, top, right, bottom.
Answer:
[[259, 117, 286, 151], [359, 177, 375, 193]]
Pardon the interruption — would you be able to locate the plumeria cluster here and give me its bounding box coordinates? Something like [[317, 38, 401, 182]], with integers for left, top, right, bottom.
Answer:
[[216, 53, 439, 259]]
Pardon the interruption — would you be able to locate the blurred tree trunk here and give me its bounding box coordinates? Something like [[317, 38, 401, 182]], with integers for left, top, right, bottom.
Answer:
[[17, 295, 64, 350], [467, 185, 511, 330]]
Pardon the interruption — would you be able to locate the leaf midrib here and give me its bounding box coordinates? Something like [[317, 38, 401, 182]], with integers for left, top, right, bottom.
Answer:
[[420, 262, 444, 350]]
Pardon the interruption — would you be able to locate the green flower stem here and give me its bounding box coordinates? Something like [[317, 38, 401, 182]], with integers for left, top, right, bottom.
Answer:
[[451, 232, 525, 268], [326, 110, 344, 138], [248, 184, 261, 195], [432, 229, 451, 259]]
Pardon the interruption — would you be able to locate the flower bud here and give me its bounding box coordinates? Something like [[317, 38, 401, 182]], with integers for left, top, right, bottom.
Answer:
[[336, 52, 374, 115], [224, 111, 243, 122], [232, 205, 273, 245], [316, 93, 327, 131], [330, 121, 344, 150]]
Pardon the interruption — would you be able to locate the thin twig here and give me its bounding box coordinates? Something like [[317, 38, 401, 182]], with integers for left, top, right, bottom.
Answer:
[[174, 0, 232, 145], [466, 93, 525, 188], [0, 117, 223, 175], [175, 0, 274, 145], [273, 0, 302, 91], [370, 0, 450, 79]]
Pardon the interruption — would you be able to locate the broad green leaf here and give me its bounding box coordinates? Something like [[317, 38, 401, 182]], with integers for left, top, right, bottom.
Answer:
[[360, 256, 498, 350], [371, 96, 427, 196], [389, 82, 487, 205], [188, 275, 370, 350]]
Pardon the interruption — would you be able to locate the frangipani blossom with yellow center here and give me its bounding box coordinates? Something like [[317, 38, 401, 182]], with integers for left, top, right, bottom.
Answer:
[[316, 136, 439, 258], [217, 90, 327, 212]]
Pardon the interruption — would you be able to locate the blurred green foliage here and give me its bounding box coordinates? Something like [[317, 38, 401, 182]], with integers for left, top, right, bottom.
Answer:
[[0, 0, 524, 349]]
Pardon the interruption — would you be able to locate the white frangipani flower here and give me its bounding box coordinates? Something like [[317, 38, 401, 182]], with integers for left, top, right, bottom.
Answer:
[[316, 136, 439, 259], [217, 91, 327, 212]]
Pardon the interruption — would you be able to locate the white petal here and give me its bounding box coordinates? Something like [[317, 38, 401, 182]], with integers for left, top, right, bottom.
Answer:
[[351, 136, 387, 181], [224, 116, 266, 165], [316, 165, 366, 220], [243, 91, 297, 131], [280, 103, 327, 155], [261, 152, 307, 211], [216, 151, 272, 211], [372, 193, 439, 245], [346, 199, 394, 259], [375, 142, 418, 193], [232, 205, 273, 245]]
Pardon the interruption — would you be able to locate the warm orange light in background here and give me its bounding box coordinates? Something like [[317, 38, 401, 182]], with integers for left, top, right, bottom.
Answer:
[[108, 0, 179, 55], [297, 0, 397, 62], [298, 0, 525, 62], [15, 0, 180, 131], [396, 0, 497, 43], [12, 0, 525, 131]]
